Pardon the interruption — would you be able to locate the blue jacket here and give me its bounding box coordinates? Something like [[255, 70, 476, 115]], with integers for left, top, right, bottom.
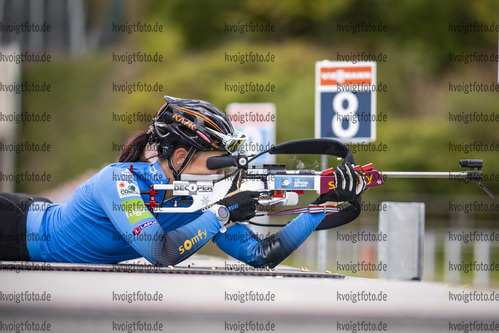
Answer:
[[26, 161, 326, 267]]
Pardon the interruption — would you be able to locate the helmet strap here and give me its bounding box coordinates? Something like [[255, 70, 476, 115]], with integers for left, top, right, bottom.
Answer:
[[168, 146, 197, 181]]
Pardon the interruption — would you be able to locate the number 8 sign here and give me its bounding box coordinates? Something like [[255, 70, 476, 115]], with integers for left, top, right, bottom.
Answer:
[[315, 61, 376, 142]]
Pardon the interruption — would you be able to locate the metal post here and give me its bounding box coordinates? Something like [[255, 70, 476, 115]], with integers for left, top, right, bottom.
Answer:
[[444, 233, 461, 284], [0, 42, 21, 193], [424, 230, 436, 281], [29, 0, 44, 51], [473, 231, 490, 287], [68, 0, 86, 55]]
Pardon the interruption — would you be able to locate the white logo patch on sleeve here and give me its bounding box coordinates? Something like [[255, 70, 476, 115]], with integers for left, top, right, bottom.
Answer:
[[116, 181, 141, 198]]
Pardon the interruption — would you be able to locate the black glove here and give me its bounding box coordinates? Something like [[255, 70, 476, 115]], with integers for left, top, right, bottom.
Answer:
[[312, 162, 366, 205], [216, 190, 272, 222]]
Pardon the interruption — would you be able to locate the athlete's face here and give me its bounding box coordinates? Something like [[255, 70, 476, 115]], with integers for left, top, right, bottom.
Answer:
[[180, 150, 227, 175]]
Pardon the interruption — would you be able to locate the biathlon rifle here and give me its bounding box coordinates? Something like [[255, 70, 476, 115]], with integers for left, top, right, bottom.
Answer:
[[141, 139, 494, 230]]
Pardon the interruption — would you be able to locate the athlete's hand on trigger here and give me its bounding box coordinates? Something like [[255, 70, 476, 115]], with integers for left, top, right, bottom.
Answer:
[[216, 190, 273, 222], [312, 162, 366, 204]]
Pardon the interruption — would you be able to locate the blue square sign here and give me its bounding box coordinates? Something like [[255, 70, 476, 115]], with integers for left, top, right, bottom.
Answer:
[[315, 61, 376, 142]]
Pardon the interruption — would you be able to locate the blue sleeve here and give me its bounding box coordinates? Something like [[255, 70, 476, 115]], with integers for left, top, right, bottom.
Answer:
[[213, 212, 326, 268], [94, 166, 223, 266]]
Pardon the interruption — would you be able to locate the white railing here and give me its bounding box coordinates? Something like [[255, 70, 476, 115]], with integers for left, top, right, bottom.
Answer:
[[294, 225, 499, 287]]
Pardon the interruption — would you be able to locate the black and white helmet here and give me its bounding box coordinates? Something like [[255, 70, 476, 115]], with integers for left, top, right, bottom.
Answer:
[[149, 96, 246, 159]]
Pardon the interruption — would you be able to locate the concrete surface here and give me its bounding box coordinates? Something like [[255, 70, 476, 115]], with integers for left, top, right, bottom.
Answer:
[[1, 255, 498, 333]]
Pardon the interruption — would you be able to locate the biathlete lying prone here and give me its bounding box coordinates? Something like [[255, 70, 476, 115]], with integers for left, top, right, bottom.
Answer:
[[0, 96, 366, 268]]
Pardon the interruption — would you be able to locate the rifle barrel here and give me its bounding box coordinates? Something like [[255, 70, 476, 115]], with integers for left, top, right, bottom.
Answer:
[[379, 171, 468, 179]]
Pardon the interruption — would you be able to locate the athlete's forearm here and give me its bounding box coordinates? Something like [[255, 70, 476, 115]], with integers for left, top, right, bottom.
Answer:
[[153, 211, 222, 266], [214, 213, 326, 268]]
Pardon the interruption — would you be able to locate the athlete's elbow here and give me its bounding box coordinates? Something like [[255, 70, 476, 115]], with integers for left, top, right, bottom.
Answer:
[[249, 235, 285, 269]]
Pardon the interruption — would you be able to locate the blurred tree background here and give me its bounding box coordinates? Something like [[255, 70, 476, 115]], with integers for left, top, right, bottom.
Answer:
[[12, 0, 498, 233]]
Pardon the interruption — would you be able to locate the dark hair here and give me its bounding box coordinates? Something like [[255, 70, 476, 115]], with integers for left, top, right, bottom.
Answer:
[[118, 131, 193, 163], [118, 131, 151, 162]]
